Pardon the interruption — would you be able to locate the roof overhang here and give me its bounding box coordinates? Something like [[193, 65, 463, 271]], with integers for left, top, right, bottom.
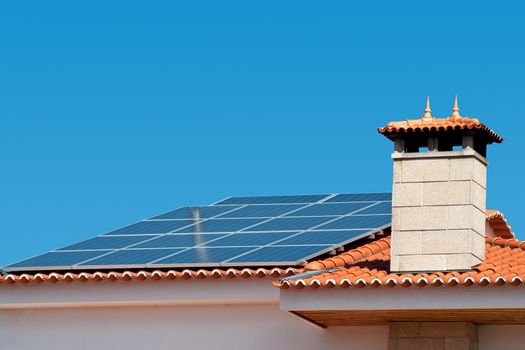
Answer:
[[280, 284, 525, 327]]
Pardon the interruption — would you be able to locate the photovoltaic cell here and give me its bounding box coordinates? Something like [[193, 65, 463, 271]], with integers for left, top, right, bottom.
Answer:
[[174, 218, 265, 233], [7, 250, 111, 269], [228, 246, 326, 263], [150, 206, 241, 220], [217, 204, 304, 218], [284, 202, 373, 217], [357, 201, 392, 215], [246, 217, 334, 231], [204, 232, 297, 247], [316, 214, 391, 230], [132, 234, 226, 248], [214, 194, 329, 205], [104, 220, 195, 235], [325, 193, 392, 203], [274, 230, 369, 246], [78, 249, 184, 266], [153, 247, 253, 265], [57, 235, 158, 251]]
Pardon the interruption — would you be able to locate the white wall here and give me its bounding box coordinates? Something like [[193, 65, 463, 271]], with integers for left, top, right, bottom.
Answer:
[[0, 303, 388, 350], [0, 278, 388, 350], [3, 279, 522, 350]]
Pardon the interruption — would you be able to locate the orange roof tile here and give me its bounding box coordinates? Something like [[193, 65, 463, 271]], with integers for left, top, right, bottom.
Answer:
[[378, 116, 503, 144], [486, 210, 514, 239], [0, 267, 301, 285]]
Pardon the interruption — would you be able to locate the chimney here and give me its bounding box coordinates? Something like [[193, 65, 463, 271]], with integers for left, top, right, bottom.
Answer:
[[379, 97, 503, 272]]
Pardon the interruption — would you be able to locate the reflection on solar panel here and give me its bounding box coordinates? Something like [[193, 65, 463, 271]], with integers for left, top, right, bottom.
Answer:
[[4, 193, 392, 271]]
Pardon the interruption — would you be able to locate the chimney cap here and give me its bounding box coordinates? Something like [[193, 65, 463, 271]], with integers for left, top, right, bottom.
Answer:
[[377, 97, 503, 144]]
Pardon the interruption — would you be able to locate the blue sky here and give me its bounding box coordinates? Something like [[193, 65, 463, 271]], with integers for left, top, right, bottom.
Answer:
[[1, 1, 524, 265]]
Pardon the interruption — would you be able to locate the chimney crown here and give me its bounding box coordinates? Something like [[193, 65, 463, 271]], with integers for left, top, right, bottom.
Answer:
[[378, 97, 503, 145]]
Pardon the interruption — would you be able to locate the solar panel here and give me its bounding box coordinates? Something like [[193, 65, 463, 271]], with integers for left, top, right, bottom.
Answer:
[[104, 220, 196, 235], [132, 234, 227, 248], [283, 202, 374, 217], [246, 217, 335, 231], [150, 206, 241, 220], [4, 192, 392, 271], [275, 230, 370, 245], [174, 218, 266, 233], [214, 194, 330, 205], [317, 214, 391, 230], [8, 251, 112, 269], [204, 232, 297, 247], [57, 235, 159, 250], [79, 249, 184, 266], [153, 247, 254, 265], [216, 204, 304, 218], [228, 246, 328, 264], [326, 193, 391, 202]]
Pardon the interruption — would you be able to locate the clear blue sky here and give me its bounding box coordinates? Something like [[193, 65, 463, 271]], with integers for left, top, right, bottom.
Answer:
[[1, 1, 524, 266]]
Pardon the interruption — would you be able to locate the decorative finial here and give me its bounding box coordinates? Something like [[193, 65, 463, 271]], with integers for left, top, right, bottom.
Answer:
[[451, 95, 461, 118], [423, 96, 432, 119]]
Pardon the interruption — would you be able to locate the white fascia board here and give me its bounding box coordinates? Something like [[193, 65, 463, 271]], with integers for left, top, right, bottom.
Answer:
[[0, 278, 278, 309], [280, 285, 525, 311]]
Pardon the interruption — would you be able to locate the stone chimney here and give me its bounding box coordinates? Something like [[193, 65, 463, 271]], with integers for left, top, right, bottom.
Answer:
[[379, 97, 503, 272]]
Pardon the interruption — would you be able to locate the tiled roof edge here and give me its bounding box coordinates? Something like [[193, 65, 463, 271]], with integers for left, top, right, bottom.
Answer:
[[0, 267, 301, 285]]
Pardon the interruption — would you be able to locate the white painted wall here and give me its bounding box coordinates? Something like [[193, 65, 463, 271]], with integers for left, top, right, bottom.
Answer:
[[0, 304, 388, 350], [0, 278, 388, 350], [2, 279, 523, 350]]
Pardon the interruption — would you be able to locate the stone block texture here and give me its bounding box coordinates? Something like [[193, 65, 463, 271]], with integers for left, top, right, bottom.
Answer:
[[389, 322, 478, 350], [391, 152, 487, 272]]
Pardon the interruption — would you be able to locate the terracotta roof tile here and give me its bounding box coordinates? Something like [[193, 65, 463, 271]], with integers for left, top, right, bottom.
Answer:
[[0, 267, 301, 285], [378, 116, 503, 143], [486, 210, 514, 239]]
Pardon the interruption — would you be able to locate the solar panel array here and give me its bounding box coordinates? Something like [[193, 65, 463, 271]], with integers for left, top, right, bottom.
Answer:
[[4, 193, 392, 271]]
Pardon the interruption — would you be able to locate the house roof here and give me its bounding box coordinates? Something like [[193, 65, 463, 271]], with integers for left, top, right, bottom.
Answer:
[[277, 210, 521, 289], [378, 115, 503, 144], [1, 210, 515, 286]]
